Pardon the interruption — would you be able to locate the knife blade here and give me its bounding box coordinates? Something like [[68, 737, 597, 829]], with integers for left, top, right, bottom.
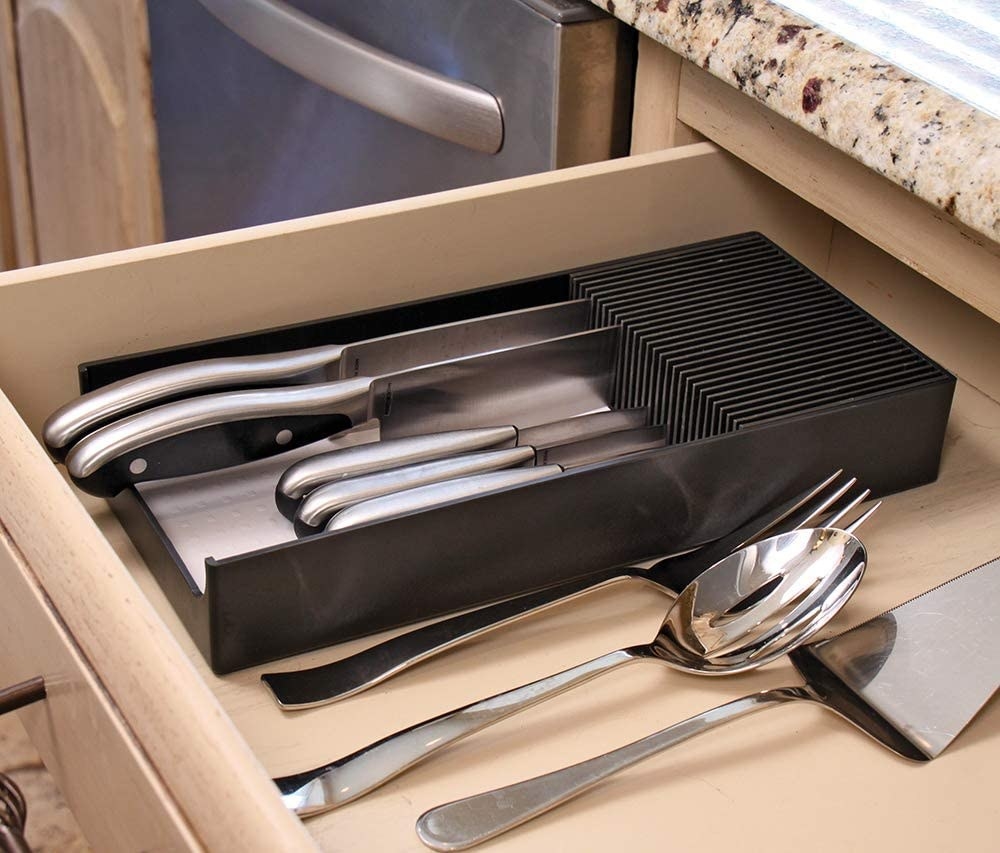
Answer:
[[293, 424, 666, 536], [273, 407, 650, 519], [42, 300, 592, 460], [793, 557, 1000, 758], [319, 424, 667, 534], [63, 327, 620, 497], [414, 558, 1000, 849]]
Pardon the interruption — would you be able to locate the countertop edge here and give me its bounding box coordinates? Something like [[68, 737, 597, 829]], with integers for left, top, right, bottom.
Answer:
[[594, 0, 1000, 244]]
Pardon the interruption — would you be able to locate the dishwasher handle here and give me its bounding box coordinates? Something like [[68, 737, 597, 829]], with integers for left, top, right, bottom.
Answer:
[[197, 0, 505, 154]]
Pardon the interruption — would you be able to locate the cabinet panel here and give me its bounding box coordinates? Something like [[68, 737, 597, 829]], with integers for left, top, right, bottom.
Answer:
[[16, 0, 161, 262], [0, 512, 196, 851]]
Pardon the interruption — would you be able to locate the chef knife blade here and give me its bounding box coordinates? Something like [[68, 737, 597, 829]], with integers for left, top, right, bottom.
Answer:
[[42, 300, 592, 460], [64, 327, 620, 497], [274, 407, 649, 519]]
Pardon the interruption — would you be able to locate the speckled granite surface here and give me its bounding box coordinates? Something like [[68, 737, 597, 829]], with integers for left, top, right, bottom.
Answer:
[[593, 0, 1000, 243]]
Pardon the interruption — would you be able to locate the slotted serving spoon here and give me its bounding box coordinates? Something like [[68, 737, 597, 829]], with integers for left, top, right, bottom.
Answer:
[[276, 506, 876, 817]]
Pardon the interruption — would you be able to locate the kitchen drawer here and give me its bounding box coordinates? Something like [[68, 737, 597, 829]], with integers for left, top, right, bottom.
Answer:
[[1, 142, 1000, 851]]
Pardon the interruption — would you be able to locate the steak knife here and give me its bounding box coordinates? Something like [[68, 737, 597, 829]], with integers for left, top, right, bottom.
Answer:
[[42, 300, 592, 460], [318, 425, 667, 534], [63, 326, 619, 496], [274, 407, 649, 518], [293, 423, 666, 536], [415, 557, 1000, 849]]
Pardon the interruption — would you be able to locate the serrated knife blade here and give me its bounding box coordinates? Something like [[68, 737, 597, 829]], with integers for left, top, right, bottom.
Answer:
[[792, 556, 1000, 759]]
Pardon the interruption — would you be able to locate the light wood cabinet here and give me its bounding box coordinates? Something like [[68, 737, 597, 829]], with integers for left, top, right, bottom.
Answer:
[[11, 0, 161, 264], [0, 139, 999, 850]]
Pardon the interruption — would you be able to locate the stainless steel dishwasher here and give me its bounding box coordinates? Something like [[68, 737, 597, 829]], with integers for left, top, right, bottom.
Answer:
[[146, 0, 636, 240]]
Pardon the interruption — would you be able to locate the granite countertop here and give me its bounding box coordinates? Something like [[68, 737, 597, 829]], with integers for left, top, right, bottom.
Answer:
[[591, 0, 1000, 244]]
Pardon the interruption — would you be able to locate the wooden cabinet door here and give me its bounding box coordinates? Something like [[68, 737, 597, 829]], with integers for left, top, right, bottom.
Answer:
[[16, 0, 162, 263]]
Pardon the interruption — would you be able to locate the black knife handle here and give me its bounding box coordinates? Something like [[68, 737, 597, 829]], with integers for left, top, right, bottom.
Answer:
[[67, 412, 354, 497]]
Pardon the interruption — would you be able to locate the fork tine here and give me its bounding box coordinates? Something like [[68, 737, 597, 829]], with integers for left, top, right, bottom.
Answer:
[[739, 469, 844, 547], [823, 487, 872, 529], [772, 474, 857, 537], [843, 500, 882, 533]]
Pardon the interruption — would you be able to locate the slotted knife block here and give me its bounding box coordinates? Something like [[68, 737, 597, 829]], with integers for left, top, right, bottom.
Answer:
[[84, 233, 954, 672]]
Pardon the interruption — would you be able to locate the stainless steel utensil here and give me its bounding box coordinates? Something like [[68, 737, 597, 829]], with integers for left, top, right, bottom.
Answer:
[[43, 300, 593, 461], [275, 508, 875, 816], [263, 471, 859, 708], [274, 408, 650, 519], [63, 326, 619, 496], [293, 424, 666, 536], [315, 424, 668, 534], [417, 555, 1000, 849]]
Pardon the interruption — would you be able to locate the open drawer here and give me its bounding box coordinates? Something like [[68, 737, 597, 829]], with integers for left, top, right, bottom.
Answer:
[[2, 142, 1000, 851]]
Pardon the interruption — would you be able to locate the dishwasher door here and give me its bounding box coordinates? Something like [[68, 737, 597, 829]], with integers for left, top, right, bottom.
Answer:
[[146, 0, 635, 241]]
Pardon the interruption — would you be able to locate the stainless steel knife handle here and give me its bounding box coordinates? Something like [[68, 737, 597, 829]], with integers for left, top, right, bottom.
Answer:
[[323, 466, 564, 532], [42, 343, 345, 459], [275, 425, 519, 518], [276, 648, 642, 815], [198, 0, 504, 153], [415, 687, 811, 850], [65, 377, 372, 496], [293, 446, 538, 536]]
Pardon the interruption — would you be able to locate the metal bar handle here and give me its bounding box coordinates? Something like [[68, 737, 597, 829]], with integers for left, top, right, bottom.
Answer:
[[197, 0, 504, 153]]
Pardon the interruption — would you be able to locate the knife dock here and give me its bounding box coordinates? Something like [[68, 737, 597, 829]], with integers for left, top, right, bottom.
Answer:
[[87, 233, 955, 673]]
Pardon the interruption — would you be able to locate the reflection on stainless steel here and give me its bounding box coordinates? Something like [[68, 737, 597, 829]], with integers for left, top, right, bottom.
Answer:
[[274, 407, 649, 518], [62, 326, 618, 497], [43, 300, 591, 459], [274, 512, 872, 816], [274, 426, 519, 517], [807, 558, 1000, 757], [310, 424, 666, 535], [321, 467, 565, 534], [292, 446, 538, 535], [262, 471, 861, 708], [416, 556, 1000, 850], [197, 0, 504, 153], [774, 0, 1000, 117], [147, 1, 634, 239]]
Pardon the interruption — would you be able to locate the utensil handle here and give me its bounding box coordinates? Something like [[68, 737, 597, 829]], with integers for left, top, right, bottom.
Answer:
[[292, 446, 538, 536], [64, 378, 372, 496], [197, 0, 503, 153], [274, 425, 519, 518], [42, 344, 344, 459], [276, 649, 642, 815], [323, 467, 564, 532], [416, 686, 811, 850], [262, 570, 636, 708]]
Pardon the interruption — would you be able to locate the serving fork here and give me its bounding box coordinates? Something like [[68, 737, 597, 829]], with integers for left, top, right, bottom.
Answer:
[[263, 470, 868, 709]]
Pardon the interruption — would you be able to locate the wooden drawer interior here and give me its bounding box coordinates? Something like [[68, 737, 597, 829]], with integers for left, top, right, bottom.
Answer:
[[2, 142, 1000, 851]]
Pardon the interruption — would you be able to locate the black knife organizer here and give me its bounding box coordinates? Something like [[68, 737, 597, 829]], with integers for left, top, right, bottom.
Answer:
[[85, 233, 955, 672]]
